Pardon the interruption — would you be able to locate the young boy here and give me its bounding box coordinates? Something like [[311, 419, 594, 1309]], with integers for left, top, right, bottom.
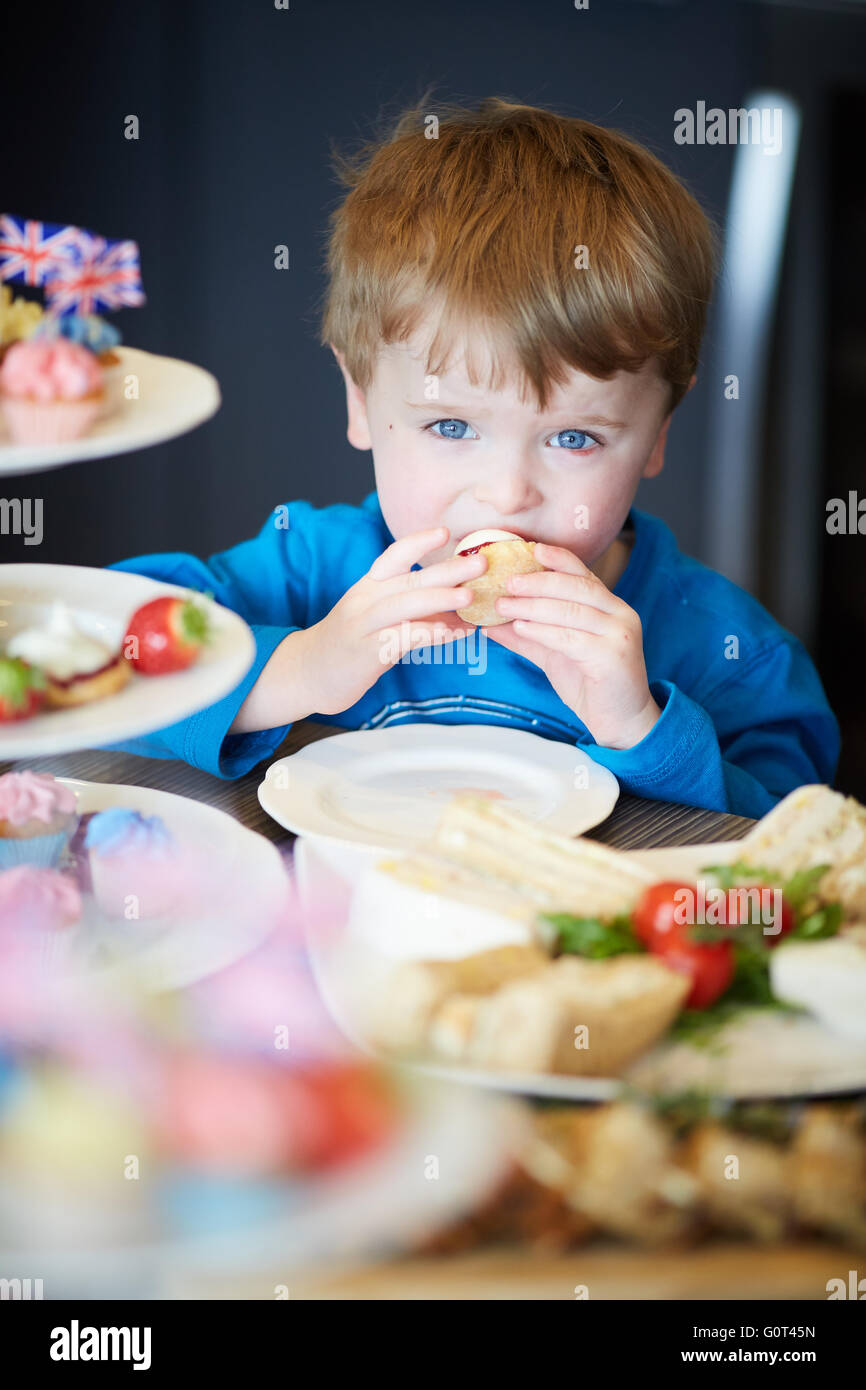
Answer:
[[109, 97, 839, 819]]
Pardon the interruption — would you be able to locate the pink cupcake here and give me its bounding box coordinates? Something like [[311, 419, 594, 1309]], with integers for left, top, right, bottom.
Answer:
[[0, 338, 104, 444], [0, 865, 82, 972], [0, 771, 79, 869]]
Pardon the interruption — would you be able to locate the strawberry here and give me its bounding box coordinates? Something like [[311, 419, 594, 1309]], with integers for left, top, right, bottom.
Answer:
[[0, 656, 47, 722], [124, 596, 211, 675]]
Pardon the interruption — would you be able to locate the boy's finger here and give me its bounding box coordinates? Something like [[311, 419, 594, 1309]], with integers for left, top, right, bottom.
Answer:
[[365, 585, 478, 632], [401, 616, 478, 649], [505, 566, 617, 613], [496, 593, 611, 633], [378, 550, 488, 595], [369, 526, 450, 581], [532, 541, 594, 576]]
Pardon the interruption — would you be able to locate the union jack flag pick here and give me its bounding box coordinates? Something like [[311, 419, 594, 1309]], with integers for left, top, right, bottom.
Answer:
[[0, 215, 83, 287], [44, 230, 146, 318]]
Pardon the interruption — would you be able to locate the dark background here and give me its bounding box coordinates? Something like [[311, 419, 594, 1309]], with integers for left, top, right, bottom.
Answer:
[[2, 0, 865, 795]]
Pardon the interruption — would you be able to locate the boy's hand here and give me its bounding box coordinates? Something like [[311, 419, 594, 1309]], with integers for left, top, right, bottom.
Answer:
[[303, 526, 488, 716], [484, 541, 662, 750]]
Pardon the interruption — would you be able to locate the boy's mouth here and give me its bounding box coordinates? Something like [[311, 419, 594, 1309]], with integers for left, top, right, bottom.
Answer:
[[459, 524, 539, 543]]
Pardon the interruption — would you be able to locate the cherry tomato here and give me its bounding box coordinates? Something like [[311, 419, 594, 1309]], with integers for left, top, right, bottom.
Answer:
[[655, 936, 735, 1009], [633, 881, 735, 1008], [633, 881, 698, 951]]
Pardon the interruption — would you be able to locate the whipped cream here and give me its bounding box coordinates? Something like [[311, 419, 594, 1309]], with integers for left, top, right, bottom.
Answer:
[[8, 603, 116, 680], [454, 528, 526, 554]]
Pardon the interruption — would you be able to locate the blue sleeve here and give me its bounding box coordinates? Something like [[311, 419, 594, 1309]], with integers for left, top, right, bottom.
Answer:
[[103, 506, 313, 779], [581, 639, 840, 818]]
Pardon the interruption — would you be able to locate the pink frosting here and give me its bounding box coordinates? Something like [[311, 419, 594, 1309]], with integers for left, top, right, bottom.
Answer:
[[0, 771, 77, 827], [0, 338, 104, 402], [0, 865, 81, 931]]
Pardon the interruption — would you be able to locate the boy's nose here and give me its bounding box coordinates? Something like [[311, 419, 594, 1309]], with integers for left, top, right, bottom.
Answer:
[[473, 469, 539, 517]]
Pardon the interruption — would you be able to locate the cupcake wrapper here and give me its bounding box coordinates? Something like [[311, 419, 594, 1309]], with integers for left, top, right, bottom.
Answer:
[[0, 818, 78, 870], [0, 395, 102, 445]]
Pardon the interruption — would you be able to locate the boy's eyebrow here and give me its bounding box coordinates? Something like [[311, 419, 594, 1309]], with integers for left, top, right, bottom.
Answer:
[[402, 399, 626, 428]]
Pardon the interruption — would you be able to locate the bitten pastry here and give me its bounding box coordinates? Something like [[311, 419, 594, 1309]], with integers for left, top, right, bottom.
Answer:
[[452, 528, 545, 627]]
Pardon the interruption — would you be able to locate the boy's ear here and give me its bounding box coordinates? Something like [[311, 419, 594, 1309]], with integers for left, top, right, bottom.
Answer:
[[329, 343, 372, 451]]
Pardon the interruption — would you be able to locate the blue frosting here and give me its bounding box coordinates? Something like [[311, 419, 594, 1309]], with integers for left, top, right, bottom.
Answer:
[[84, 807, 174, 858], [157, 1171, 299, 1237], [35, 313, 121, 354]]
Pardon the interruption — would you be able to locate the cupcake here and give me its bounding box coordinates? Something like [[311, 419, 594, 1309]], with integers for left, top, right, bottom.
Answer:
[[35, 312, 124, 419], [0, 337, 104, 444], [84, 808, 188, 921], [0, 864, 82, 973], [0, 770, 79, 869], [7, 602, 130, 707]]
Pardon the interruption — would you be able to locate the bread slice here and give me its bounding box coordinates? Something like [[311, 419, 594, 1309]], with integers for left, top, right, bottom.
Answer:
[[368, 945, 549, 1053], [738, 784, 866, 921], [432, 793, 658, 918], [525, 1104, 697, 1244], [462, 953, 689, 1077]]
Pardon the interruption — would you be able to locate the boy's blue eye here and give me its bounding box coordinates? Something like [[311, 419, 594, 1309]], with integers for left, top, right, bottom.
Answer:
[[427, 419, 479, 441], [425, 420, 601, 451], [549, 429, 599, 452]]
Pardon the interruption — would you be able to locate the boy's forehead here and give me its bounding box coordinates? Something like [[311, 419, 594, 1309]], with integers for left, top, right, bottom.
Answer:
[[375, 338, 668, 418]]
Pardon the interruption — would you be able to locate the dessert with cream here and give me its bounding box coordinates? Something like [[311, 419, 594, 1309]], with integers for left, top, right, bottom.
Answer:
[[452, 528, 545, 627], [7, 602, 130, 707], [84, 807, 187, 921], [0, 770, 79, 869], [34, 312, 124, 419], [0, 864, 81, 933], [0, 865, 82, 974], [0, 337, 104, 445]]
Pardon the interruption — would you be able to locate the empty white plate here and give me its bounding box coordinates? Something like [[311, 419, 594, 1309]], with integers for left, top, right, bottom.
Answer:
[[258, 723, 619, 852]]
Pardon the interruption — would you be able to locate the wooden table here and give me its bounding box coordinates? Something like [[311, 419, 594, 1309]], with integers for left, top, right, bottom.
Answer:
[[0, 718, 757, 852]]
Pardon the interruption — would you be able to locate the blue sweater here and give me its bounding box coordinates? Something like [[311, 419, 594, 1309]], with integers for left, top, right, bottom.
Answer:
[[107, 490, 839, 818]]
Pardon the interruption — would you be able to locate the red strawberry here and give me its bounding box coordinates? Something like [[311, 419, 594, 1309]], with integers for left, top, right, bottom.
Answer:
[[0, 657, 47, 722], [124, 596, 210, 675]]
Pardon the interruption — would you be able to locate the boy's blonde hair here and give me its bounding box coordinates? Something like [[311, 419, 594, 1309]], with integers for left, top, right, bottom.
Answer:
[[319, 95, 720, 414]]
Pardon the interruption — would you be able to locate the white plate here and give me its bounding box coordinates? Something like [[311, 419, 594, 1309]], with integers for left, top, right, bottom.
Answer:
[[293, 835, 866, 1101], [0, 564, 255, 757], [0, 348, 220, 475], [52, 779, 288, 990], [0, 1078, 519, 1298], [259, 724, 619, 852]]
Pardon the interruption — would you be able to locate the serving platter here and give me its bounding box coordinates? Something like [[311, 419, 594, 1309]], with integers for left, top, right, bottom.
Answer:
[[18, 778, 288, 991], [0, 1077, 518, 1299], [293, 833, 866, 1101], [0, 347, 220, 475], [0, 564, 254, 758]]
